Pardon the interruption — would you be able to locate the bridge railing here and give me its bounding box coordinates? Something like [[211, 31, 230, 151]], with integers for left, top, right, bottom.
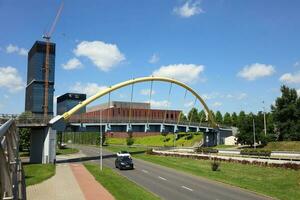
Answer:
[[68, 115, 231, 129], [0, 119, 26, 200], [1, 113, 231, 129]]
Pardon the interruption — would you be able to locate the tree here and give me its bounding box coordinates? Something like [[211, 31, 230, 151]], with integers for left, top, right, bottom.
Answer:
[[231, 112, 238, 127], [215, 111, 223, 124], [236, 113, 255, 146], [188, 108, 200, 122], [18, 112, 32, 152], [179, 112, 187, 122], [126, 132, 134, 146], [19, 128, 30, 152], [271, 85, 300, 141], [223, 112, 232, 126], [198, 110, 206, 122]]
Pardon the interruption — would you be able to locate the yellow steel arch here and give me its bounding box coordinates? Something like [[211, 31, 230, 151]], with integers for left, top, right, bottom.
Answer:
[[61, 76, 217, 127]]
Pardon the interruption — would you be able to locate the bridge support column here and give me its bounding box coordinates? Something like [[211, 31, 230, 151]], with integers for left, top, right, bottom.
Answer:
[[42, 127, 57, 164], [30, 127, 56, 164]]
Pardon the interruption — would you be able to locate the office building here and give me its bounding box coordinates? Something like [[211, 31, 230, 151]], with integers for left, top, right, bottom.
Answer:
[[57, 93, 86, 115], [25, 40, 55, 115]]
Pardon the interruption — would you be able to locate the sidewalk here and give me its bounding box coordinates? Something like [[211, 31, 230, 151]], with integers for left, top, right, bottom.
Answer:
[[26, 163, 114, 200]]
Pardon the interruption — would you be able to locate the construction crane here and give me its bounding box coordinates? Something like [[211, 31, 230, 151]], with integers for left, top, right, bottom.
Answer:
[[42, 2, 64, 118]]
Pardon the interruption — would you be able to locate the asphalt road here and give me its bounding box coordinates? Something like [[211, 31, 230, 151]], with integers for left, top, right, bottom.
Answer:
[[75, 145, 271, 200]]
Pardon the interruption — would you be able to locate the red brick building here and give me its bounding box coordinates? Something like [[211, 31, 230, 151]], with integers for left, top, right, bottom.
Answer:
[[70, 101, 181, 123]]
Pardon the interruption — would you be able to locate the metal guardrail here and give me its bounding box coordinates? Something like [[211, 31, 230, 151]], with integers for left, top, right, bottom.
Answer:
[[0, 119, 26, 200]]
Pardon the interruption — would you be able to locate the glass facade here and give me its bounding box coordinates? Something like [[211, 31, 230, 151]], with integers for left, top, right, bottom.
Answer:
[[57, 93, 86, 115], [25, 41, 55, 115]]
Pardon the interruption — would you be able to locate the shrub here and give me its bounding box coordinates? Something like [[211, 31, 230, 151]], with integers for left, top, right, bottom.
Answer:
[[211, 159, 220, 171], [185, 134, 193, 140], [126, 137, 134, 146], [240, 149, 271, 157], [195, 147, 218, 154], [146, 148, 154, 155]]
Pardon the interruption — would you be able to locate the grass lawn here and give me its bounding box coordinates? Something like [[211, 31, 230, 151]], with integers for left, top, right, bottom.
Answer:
[[106, 133, 202, 147], [263, 141, 300, 151], [215, 144, 237, 149], [133, 154, 300, 200], [56, 147, 79, 155], [105, 145, 148, 153], [84, 163, 160, 200], [23, 164, 55, 186]]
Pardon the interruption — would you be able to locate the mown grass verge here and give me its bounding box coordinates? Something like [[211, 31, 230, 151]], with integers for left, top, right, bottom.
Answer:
[[106, 133, 202, 147], [56, 147, 79, 155], [84, 163, 160, 200], [263, 141, 300, 151], [24, 164, 55, 186]]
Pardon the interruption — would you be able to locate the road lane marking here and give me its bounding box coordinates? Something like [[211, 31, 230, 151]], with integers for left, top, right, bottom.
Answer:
[[142, 169, 149, 174], [181, 186, 193, 191], [158, 176, 167, 181]]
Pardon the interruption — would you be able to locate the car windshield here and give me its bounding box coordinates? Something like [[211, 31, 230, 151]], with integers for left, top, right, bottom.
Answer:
[[119, 156, 131, 162]]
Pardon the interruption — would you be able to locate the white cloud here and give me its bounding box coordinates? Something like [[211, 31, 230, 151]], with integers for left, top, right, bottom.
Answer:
[[74, 40, 125, 71], [212, 102, 222, 107], [149, 100, 170, 108], [152, 64, 204, 83], [237, 63, 275, 81], [184, 101, 194, 107], [297, 89, 300, 96], [6, 44, 19, 53], [70, 82, 108, 97], [18, 48, 28, 56], [6, 44, 28, 56], [149, 53, 159, 64], [202, 92, 219, 100], [140, 89, 155, 96], [279, 71, 300, 84], [0, 66, 24, 93], [62, 58, 83, 70], [237, 93, 247, 100], [173, 0, 204, 18], [201, 92, 247, 101], [226, 94, 234, 98]]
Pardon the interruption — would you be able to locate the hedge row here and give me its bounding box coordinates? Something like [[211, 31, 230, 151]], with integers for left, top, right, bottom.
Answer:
[[148, 151, 300, 170], [240, 149, 271, 157], [194, 147, 219, 154]]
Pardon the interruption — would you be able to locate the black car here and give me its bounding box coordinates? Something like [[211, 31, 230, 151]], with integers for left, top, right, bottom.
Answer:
[[115, 155, 134, 170]]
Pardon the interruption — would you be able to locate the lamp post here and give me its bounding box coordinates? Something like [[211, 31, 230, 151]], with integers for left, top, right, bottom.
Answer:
[[100, 109, 103, 171], [262, 101, 267, 136], [253, 117, 256, 149]]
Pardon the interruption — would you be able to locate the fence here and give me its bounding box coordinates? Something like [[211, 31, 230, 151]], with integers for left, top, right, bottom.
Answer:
[[0, 119, 26, 200]]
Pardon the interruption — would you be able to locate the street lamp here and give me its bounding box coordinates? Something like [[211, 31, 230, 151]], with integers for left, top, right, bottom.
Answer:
[[262, 101, 267, 136], [252, 117, 256, 149], [100, 109, 103, 171]]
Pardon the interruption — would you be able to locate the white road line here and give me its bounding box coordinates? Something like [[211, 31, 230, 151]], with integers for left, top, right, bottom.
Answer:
[[142, 169, 149, 174], [158, 176, 167, 181], [181, 186, 193, 192]]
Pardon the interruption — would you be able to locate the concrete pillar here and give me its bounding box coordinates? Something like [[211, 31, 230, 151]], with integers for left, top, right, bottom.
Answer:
[[42, 127, 57, 164], [30, 127, 56, 164], [30, 128, 46, 163], [160, 124, 164, 133], [144, 124, 148, 132]]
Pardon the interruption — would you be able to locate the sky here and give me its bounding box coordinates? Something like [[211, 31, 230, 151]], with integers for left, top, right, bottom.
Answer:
[[0, 0, 300, 115]]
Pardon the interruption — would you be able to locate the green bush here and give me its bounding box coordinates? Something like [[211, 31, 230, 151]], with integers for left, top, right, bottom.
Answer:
[[240, 149, 271, 157], [195, 147, 218, 154], [185, 134, 193, 140], [211, 159, 220, 171], [126, 137, 134, 146]]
